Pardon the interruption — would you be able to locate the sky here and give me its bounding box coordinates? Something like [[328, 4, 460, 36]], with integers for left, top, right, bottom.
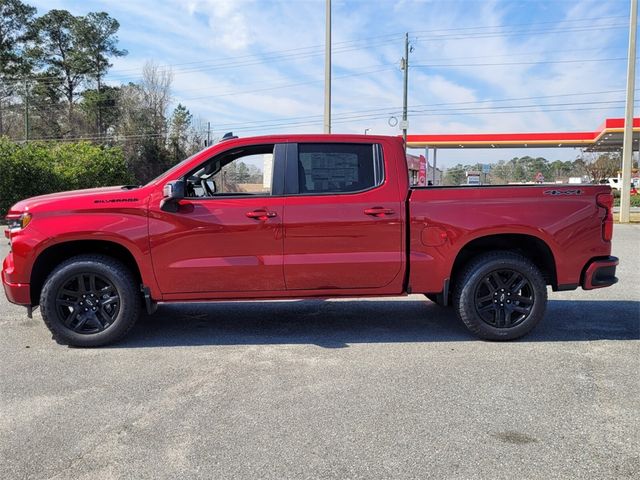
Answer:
[[30, 0, 637, 168]]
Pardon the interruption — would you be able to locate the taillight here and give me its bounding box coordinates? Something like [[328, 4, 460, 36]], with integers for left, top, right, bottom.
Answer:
[[596, 192, 613, 241]]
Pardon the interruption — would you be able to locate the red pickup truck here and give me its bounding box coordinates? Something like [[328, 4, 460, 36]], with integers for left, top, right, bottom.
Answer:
[[2, 134, 618, 346]]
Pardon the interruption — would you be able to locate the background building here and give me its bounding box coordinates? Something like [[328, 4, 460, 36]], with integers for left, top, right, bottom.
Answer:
[[406, 153, 443, 186]]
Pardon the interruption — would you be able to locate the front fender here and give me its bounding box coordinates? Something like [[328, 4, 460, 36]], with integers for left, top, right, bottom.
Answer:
[[11, 208, 161, 300]]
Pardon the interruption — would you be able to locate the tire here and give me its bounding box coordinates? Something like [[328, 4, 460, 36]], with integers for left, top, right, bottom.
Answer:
[[40, 255, 140, 347], [453, 251, 547, 341]]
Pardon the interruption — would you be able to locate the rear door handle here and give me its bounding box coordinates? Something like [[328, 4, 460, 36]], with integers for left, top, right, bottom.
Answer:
[[364, 207, 395, 216], [246, 209, 277, 220]]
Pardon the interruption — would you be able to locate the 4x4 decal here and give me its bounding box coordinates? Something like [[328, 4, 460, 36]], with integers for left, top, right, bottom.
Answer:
[[543, 189, 583, 196]]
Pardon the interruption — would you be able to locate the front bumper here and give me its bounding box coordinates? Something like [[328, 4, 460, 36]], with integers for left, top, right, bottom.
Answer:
[[582, 256, 619, 290], [2, 252, 31, 305]]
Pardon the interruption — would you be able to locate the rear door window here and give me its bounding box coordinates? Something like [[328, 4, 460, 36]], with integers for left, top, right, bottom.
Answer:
[[296, 143, 383, 194]]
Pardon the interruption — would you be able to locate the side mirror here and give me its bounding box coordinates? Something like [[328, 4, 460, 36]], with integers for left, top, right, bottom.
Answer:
[[160, 180, 185, 212]]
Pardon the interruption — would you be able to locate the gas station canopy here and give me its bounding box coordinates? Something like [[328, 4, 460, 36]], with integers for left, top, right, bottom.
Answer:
[[406, 117, 640, 151]]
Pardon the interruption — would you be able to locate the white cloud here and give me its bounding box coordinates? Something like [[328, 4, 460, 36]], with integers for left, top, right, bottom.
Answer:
[[182, 0, 253, 50], [29, 0, 633, 165]]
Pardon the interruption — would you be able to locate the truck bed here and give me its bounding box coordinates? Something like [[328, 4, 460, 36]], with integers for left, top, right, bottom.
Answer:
[[407, 184, 611, 294]]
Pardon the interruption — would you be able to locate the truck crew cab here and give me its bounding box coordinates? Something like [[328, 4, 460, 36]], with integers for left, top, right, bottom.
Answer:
[[3, 134, 618, 346]]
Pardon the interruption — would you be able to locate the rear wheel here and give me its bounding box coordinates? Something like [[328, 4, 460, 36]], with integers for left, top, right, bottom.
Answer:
[[40, 255, 140, 347], [453, 251, 547, 340]]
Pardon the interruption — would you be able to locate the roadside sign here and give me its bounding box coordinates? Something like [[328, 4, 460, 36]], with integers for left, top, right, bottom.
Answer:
[[482, 164, 490, 174], [418, 155, 427, 186]]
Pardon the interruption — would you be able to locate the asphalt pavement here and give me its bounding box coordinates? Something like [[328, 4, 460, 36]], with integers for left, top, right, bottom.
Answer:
[[1, 225, 638, 479]]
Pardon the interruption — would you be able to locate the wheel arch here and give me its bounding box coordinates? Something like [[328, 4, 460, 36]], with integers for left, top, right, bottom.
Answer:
[[450, 233, 557, 292], [30, 240, 144, 305]]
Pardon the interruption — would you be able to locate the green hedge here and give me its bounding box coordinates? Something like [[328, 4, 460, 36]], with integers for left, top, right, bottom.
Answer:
[[0, 138, 134, 215], [614, 194, 640, 207]]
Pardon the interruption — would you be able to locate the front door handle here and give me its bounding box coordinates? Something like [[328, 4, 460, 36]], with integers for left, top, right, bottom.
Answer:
[[246, 209, 277, 220], [364, 207, 395, 216]]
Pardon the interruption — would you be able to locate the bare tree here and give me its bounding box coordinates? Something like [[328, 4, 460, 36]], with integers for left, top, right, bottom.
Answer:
[[188, 116, 208, 155], [582, 152, 621, 184], [114, 61, 173, 181], [141, 61, 172, 145]]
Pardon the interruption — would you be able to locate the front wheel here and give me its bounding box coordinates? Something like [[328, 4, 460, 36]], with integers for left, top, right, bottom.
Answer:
[[453, 251, 547, 341], [40, 255, 140, 347]]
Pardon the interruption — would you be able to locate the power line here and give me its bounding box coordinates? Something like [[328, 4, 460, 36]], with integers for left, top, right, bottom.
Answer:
[[412, 46, 621, 64], [409, 104, 639, 119], [82, 15, 632, 76], [106, 33, 404, 75], [1, 16, 628, 85], [78, 68, 635, 118], [8, 46, 619, 97], [185, 89, 635, 129], [413, 23, 627, 41], [24, 131, 168, 142], [412, 57, 627, 68], [179, 66, 396, 101], [181, 101, 636, 133], [19, 101, 638, 143], [410, 89, 633, 109], [202, 105, 637, 135], [2, 63, 398, 109], [12, 87, 636, 134], [105, 23, 628, 80], [410, 15, 628, 34], [0, 37, 400, 86], [409, 99, 630, 115], [137, 46, 620, 97]]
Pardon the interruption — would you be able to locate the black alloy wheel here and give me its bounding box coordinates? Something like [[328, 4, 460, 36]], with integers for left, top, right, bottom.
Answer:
[[453, 251, 547, 341], [473, 269, 534, 328], [55, 273, 120, 334], [40, 255, 140, 347]]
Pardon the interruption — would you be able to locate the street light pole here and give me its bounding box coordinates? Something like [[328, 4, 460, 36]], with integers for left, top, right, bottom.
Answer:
[[323, 0, 331, 134], [620, 0, 638, 223], [432, 148, 438, 185]]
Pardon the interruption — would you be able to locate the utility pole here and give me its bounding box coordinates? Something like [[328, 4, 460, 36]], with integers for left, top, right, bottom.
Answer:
[[207, 121, 211, 146], [401, 32, 409, 152], [620, 0, 638, 223], [97, 76, 102, 139], [323, 0, 331, 134], [24, 79, 29, 142]]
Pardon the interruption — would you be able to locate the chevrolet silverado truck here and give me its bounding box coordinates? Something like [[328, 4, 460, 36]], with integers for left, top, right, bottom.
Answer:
[[2, 134, 618, 346]]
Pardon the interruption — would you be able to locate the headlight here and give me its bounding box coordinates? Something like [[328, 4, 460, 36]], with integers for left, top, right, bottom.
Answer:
[[6, 212, 32, 231]]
